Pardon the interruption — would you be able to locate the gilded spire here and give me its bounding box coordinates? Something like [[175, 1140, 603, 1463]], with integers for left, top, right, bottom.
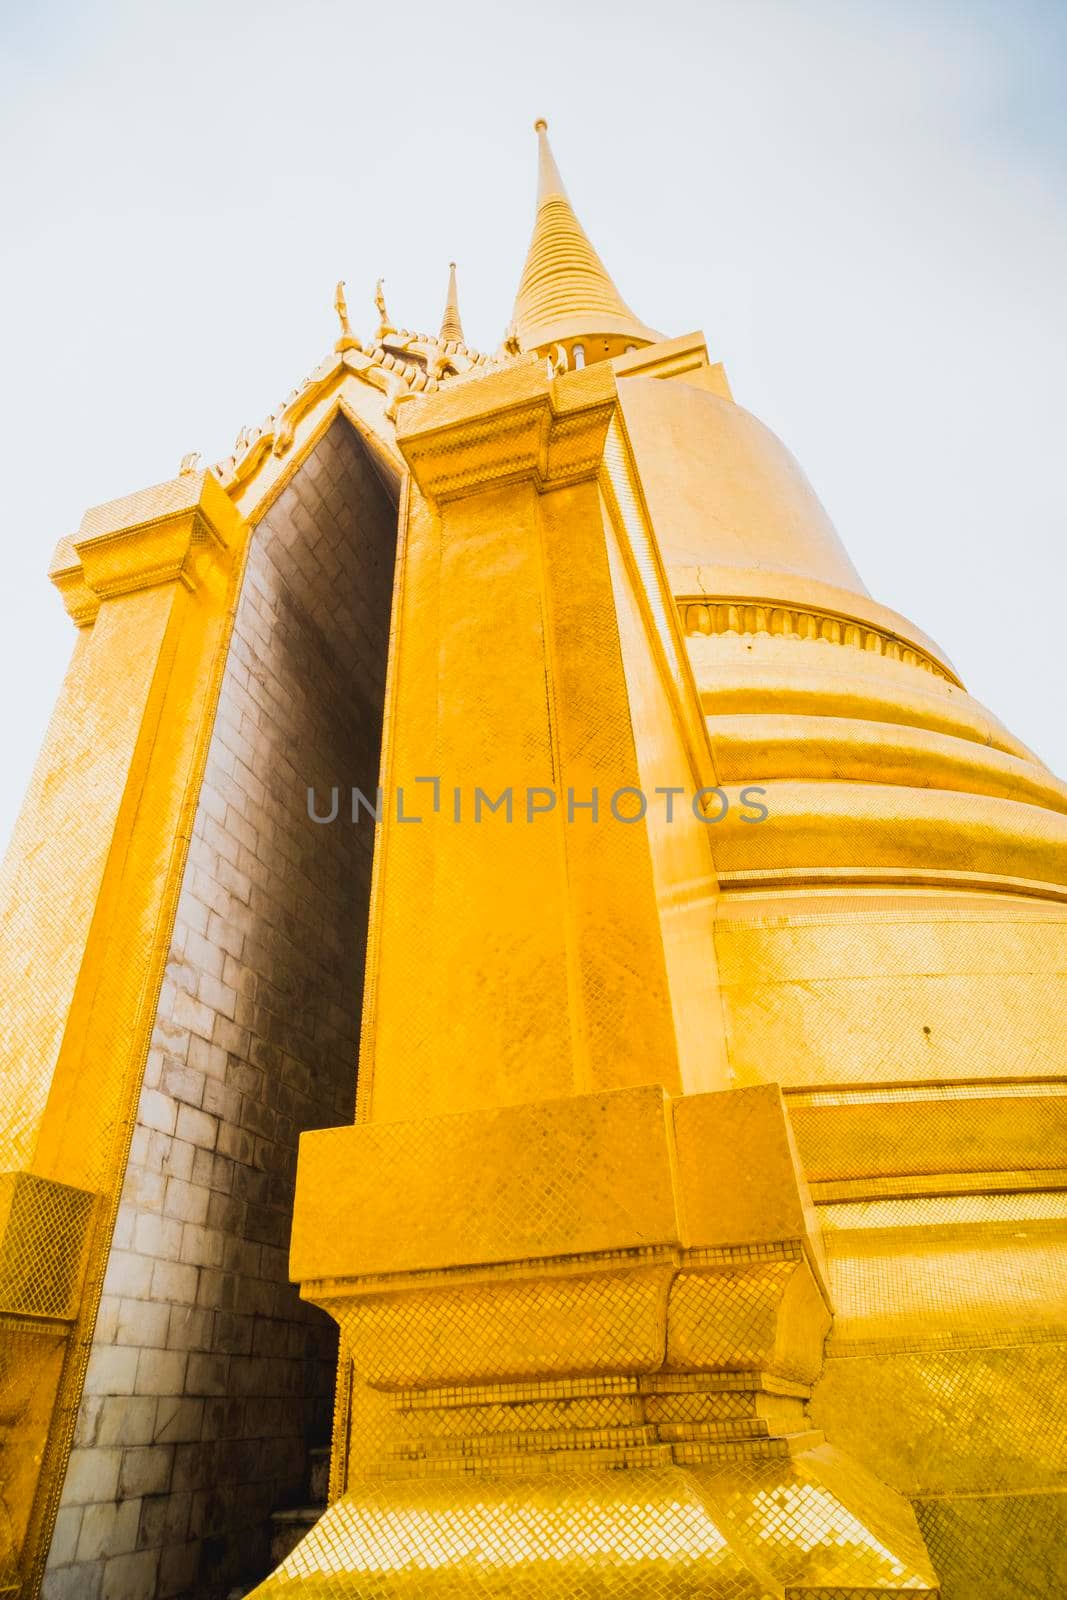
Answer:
[[509, 119, 659, 358], [534, 117, 567, 204], [439, 261, 464, 345]]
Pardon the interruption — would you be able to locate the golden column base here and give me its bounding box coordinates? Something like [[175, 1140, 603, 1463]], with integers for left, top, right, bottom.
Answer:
[[250, 1085, 939, 1596]]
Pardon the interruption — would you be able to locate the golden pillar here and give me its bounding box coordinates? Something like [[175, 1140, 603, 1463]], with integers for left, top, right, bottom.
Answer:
[[0, 475, 246, 1596], [250, 362, 942, 1596]]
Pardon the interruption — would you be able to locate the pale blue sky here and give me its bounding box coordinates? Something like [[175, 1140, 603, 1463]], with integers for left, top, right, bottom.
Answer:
[[1, 0, 1065, 848]]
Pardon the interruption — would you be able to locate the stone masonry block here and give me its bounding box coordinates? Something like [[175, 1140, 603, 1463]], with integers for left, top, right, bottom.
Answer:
[[100, 1547, 160, 1600], [76, 1498, 142, 1563]]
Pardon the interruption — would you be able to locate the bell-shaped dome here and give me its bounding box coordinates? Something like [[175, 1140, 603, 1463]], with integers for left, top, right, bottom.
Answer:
[[618, 372, 868, 593]]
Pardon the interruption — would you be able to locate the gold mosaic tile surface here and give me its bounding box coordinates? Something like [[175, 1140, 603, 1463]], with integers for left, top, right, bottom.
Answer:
[[254, 1453, 940, 1598]]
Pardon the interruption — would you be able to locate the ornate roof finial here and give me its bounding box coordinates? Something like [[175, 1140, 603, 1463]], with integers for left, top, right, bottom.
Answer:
[[375, 277, 395, 340], [178, 451, 201, 476], [334, 280, 362, 352], [509, 119, 659, 358], [439, 261, 464, 345]]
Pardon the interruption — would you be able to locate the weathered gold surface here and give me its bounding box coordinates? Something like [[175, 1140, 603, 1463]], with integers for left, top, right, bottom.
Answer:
[[1, 118, 1064, 1599]]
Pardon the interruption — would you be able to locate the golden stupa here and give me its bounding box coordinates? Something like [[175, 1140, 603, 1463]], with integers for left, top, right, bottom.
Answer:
[[0, 122, 1063, 1600]]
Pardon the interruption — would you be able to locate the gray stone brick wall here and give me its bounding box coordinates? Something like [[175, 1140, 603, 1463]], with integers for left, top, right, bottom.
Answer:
[[44, 418, 397, 1600]]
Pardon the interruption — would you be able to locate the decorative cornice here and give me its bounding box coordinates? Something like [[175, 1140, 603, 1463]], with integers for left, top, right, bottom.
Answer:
[[51, 471, 243, 623], [396, 359, 617, 501], [612, 331, 712, 383], [678, 595, 956, 682], [49, 556, 101, 628]]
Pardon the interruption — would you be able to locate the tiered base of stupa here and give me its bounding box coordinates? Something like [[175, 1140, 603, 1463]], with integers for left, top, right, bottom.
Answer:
[[249, 1084, 939, 1597]]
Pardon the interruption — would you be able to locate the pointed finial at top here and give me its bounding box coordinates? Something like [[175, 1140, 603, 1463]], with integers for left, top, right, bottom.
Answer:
[[439, 260, 464, 344], [533, 118, 567, 205], [509, 119, 659, 356]]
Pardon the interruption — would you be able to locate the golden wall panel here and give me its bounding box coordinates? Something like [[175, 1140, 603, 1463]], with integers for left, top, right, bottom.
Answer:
[[599, 421, 727, 1095], [813, 1343, 1066, 1498], [0, 474, 247, 1596], [715, 895, 1067, 1087], [788, 1088, 1067, 1183], [811, 1183, 1067, 1596], [914, 1491, 1066, 1600]]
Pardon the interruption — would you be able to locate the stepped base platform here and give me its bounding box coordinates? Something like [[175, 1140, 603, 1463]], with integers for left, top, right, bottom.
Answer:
[[250, 1447, 939, 1597]]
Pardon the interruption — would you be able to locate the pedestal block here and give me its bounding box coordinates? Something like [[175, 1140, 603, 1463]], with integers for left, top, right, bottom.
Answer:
[[251, 1085, 938, 1597]]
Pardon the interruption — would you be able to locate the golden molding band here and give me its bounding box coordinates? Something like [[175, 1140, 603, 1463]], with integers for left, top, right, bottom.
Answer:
[[810, 1169, 1067, 1204], [717, 865, 1067, 902], [678, 594, 956, 681]]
